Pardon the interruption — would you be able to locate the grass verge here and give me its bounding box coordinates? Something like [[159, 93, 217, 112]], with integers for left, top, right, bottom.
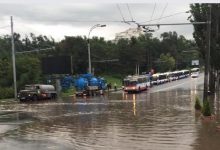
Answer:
[[101, 75, 122, 88], [61, 88, 75, 97]]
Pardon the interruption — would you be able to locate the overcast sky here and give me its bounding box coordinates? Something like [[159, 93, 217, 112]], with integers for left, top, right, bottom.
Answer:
[[0, 0, 197, 41]]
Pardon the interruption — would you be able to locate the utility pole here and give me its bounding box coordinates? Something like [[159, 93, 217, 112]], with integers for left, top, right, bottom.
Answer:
[[10, 16, 17, 100], [135, 64, 140, 75], [203, 5, 212, 101]]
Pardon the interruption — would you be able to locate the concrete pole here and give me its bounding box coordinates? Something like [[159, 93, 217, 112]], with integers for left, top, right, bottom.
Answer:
[[203, 5, 211, 102], [11, 16, 17, 100]]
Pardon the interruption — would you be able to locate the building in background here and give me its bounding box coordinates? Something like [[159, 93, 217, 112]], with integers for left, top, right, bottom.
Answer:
[[114, 27, 144, 42]]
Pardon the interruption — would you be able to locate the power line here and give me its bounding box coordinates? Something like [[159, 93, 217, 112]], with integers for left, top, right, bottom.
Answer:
[[117, 4, 126, 22], [116, 4, 136, 25], [139, 10, 189, 24], [149, 3, 157, 23], [157, 3, 168, 23], [126, 4, 134, 21], [139, 22, 207, 27]]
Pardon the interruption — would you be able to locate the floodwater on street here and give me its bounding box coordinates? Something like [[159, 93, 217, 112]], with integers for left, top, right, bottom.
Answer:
[[1, 74, 220, 150]]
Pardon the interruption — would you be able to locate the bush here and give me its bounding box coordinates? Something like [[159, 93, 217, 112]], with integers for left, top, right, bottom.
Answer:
[[0, 87, 14, 99], [195, 96, 202, 110], [202, 100, 211, 116]]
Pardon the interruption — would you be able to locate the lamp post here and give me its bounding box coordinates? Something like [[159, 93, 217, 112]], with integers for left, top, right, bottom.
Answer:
[[87, 24, 106, 74]]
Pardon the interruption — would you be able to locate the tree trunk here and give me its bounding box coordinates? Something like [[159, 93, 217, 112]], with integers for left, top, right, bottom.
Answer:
[[209, 67, 216, 94]]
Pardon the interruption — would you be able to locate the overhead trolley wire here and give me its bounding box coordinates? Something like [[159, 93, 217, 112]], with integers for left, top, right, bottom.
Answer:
[[126, 4, 134, 21], [117, 4, 126, 22], [139, 10, 189, 24], [157, 3, 168, 23], [149, 3, 157, 23]]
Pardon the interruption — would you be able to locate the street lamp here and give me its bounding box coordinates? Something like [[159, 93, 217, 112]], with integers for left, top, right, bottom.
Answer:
[[87, 24, 106, 74]]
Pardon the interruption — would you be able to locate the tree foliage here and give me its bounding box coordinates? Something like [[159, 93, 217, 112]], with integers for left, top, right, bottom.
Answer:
[[157, 53, 176, 72], [0, 31, 197, 98], [190, 4, 220, 93]]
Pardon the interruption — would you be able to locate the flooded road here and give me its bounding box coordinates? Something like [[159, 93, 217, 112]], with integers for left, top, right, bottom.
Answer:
[[1, 74, 220, 150]]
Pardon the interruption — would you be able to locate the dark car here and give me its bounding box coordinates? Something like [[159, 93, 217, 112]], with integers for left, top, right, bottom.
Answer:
[[17, 84, 57, 101]]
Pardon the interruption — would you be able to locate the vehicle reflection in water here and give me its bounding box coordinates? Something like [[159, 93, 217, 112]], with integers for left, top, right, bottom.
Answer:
[[132, 94, 136, 116], [1, 75, 220, 150]]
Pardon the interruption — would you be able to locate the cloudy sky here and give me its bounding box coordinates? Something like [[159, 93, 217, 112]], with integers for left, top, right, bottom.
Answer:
[[0, 0, 197, 41]]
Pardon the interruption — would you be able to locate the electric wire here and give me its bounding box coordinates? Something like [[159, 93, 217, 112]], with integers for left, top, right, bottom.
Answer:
[[157, 3, 168, 23], [149, 3, 156, 23], [116, 4, 126, 22], [126, 3, 134, 21], [139, 10, 189, 24]]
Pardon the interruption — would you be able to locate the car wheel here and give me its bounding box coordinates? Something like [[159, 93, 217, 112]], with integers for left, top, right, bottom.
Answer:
[[52, 94, 57, 99]]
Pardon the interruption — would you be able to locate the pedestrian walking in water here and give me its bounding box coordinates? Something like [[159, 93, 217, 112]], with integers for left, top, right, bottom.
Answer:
[[107, 83, 111, 91], [114, 83, 117, 91]]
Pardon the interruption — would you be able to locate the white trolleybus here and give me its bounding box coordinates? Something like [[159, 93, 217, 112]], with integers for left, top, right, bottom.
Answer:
[[123, 75, 150, 93]]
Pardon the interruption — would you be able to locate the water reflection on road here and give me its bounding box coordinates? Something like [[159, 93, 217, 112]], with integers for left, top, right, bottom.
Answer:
[[1, 75, 220, 150]]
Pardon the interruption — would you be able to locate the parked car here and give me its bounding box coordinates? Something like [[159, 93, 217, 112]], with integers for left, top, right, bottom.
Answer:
[[17, 84, 57, 101]]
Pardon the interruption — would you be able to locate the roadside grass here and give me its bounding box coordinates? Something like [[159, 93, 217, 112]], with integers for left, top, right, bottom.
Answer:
[[0, 98, 15, 101], [61, 88, 75, 97], [101, 74, 123, 88]]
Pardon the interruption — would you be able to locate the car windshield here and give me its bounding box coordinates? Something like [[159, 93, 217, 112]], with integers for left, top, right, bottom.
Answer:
[[124, 81, 137, 86]]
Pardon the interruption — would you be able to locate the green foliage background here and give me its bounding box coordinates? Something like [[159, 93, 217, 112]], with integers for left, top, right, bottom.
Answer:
[[0, 31, 199, 99]]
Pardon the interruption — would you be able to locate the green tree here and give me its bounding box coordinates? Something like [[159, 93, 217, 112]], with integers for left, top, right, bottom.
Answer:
[[157, 53, 175, 72], [0, 31, 197, 99], [190, 4, 220, 93]]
